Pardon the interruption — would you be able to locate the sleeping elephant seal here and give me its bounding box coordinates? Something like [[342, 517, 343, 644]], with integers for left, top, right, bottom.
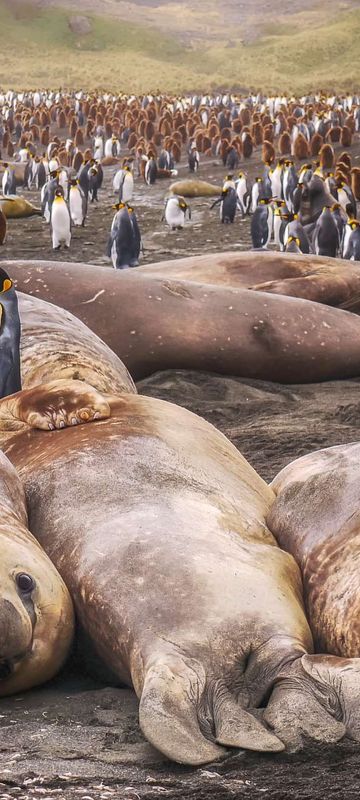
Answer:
[[0, 197, 42, 219], [138, 252, 360, 312], [0, 286, 135, 696], [267, 442, 360, 659], [3, 393, 360, 761], [169, 179, 222, 197], [0, 447, 74, 696], [0, 374, 115, 696], [8, 260, 360, 384]]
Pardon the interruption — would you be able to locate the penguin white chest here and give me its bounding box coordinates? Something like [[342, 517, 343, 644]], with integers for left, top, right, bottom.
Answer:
[[69, 188, 84, 225], [165, 198, 185, 228]]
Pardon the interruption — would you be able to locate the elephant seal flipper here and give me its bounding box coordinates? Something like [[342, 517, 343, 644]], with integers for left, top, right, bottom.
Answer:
[[264, 653, 360, 751], [0, 379, 110, 435], [139, 657, 284, 765]]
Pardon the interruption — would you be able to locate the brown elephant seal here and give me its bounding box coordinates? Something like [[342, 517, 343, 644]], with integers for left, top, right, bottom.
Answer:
[[0, 447, 74, 696], [0, 288, 135, 696], [169, 179, 221, 197], [0, 197, 42, 219], [138, 251, 360, 311], [267, 442, 360, 659], [8, 259, 360, 384], [4, 392, 360, 761], [0, 374, 115, 696]]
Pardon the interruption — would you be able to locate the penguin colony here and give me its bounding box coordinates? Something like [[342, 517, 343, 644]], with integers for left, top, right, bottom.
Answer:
[[1, 89, 360, 264]]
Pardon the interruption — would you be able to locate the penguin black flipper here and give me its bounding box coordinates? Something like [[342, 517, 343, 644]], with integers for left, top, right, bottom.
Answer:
[[106, 232, 115, 259], [117, 172, 126, 202], [210, 197, 221, 209]]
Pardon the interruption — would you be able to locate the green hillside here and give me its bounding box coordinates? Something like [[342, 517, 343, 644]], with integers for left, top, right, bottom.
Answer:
[[0, 0, 360, 93]]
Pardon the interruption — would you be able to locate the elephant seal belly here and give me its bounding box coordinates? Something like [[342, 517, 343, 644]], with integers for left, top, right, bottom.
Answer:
[[0, 449, 74, 696], [4, 394, 360, 761], [268, 443, 360, 658]]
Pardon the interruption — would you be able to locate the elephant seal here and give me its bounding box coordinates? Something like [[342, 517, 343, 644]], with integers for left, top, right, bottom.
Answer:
[[267, 442, 360, 659], [0, 196, 42, 219], [169, 179, 221, 197], [3, 392, 360, 761], [0, 446, 74, 696], [0, 374, 116, 696], [138, 251, 360, 311], [0, 284, 135, 694], [8, 259, 360, 384]]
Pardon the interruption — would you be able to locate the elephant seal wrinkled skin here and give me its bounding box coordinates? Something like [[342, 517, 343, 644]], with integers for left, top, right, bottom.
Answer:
[[3, 394, 360, 761], [0, 196, 42, 219], [7, 260, 360, 384], [267, 442, 360, 659], [0, 447, 73, 696], [169, 179, 222, 197]]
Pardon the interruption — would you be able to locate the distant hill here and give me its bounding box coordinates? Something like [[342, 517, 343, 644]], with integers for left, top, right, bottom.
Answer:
[[1, 0, 360, 93]]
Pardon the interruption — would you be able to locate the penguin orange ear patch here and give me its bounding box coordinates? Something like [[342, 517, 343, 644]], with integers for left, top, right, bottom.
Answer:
[[1, 279, 12, 292]]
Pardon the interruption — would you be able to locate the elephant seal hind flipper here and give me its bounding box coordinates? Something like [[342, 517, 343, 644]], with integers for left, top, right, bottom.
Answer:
[[0, 449, 74, 696], [0, 379, 111, 433], [264, 653, 360, 751]]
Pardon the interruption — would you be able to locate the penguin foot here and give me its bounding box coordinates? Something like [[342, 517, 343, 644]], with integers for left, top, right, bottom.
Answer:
[[0, 379, 111, 432]]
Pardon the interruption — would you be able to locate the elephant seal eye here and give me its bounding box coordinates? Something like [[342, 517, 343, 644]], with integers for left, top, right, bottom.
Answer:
[[16, 573, 35, 594]]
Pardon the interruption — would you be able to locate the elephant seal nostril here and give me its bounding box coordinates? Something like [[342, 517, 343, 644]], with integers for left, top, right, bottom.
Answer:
[[0, 660, 13, 681]]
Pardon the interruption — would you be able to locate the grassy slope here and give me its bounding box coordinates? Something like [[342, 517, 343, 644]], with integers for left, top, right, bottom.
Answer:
[[1, 1, 360, 93]]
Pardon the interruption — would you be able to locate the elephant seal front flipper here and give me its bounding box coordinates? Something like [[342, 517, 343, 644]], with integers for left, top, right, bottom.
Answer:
[[0, 378, 110, 436]]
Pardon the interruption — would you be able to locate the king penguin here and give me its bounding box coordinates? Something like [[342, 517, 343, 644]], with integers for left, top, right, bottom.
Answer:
[[163, 195, 191, 229], [235, 171, 250, 216], [343, 218, 360, 260], [106, 203, 140, 269], [313, 206, 339, 257], [0, 268, 21, 399], [210, 186, 239, 223], [2, 164, 17, 196], [69, 178, 87, 227], [50, 188, 71, 250], [251, 198, 274, 249]]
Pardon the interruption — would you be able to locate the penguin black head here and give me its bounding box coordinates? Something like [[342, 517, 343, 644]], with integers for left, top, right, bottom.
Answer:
[[50, 170, 58, 179], [54, 187, 64, 198], [112, 202, 126, 210], [225, 174, 233, 180]]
